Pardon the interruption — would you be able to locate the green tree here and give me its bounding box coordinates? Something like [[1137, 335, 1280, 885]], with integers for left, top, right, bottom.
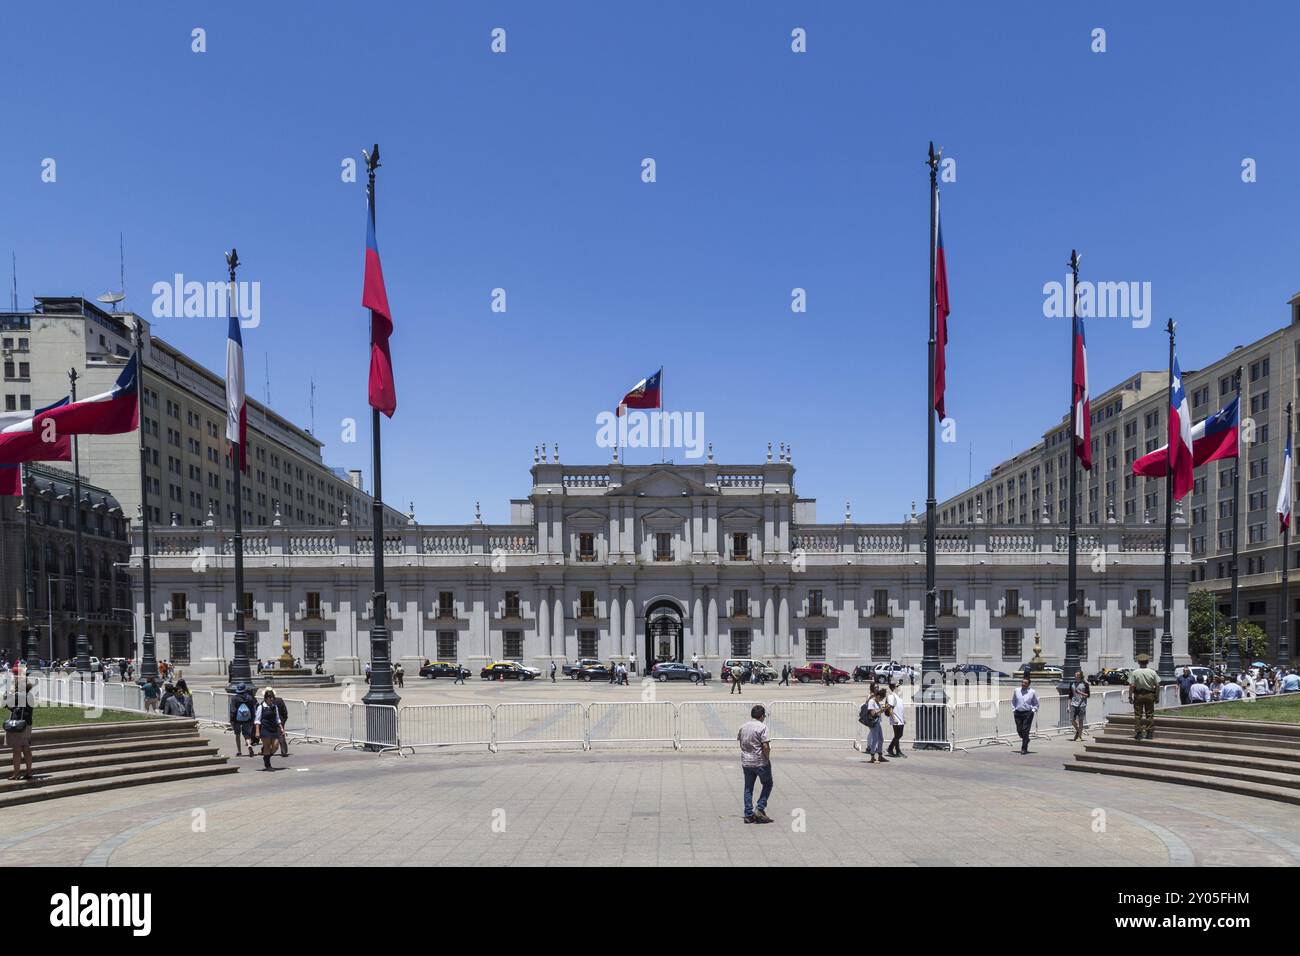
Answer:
[[1187, 589, 1270, 661]]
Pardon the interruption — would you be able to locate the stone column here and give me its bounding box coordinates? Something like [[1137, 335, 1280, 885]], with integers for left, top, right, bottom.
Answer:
[[610, 586, 622, 656], [538, 588, 550, 656], [625, 595, 636, 662], [778, 587, 790, 659], [763, 588, 775, 657], [692, 587, 704, 658], [553, 590, 565, 660], [708, 589, 719, 657]]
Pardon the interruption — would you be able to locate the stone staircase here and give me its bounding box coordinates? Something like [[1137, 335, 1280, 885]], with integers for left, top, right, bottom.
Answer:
[[1065, 713, 1300, 805], [0, 717, 237, 808]]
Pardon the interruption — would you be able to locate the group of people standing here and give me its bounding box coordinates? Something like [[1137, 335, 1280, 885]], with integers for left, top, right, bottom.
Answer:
[[228, 682, 290, 771], [859, 680, 908, 763]]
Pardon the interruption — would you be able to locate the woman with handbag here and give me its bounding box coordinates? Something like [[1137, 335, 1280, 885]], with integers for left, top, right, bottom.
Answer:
[[865, 687, 890, 764], [5, 677, 36, 781]]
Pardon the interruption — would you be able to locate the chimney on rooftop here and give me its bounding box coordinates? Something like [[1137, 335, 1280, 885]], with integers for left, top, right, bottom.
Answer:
[[348, 468, 363, 490]]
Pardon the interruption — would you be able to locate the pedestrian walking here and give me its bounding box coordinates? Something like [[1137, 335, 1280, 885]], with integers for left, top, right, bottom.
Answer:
[[691, 652, 699, 670], [274, 691, 290, 757], [885, 680, 907, 757], [454, 665, 467, 685], [393, 662, 405, 688], [779, 663, 790, 686], [4, 676, 36, 781], [737, 704, 773, 823], [364, 662, 372, 685], [822, 663, 832, 687], [1127, 652, 1160, 740], [629, 652, 638, 677], [142, 677, 161, 713], [229, 682, 257, 757], [1068, 670, 1090, 740], [161, 683, 188, 717], [254, 690, 282, 771], [862, 687, 887, 763], [609, 659, 618, 684], [1176, 666, 1194, 705], [175, 679, 195, 718], [549, 660, 557, 683], [1011, 676, 1039, 755], [730, 665, 743, 695]]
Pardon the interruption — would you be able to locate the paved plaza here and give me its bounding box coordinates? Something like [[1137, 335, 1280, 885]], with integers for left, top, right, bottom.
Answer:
[[4, 718, 1296, 867]]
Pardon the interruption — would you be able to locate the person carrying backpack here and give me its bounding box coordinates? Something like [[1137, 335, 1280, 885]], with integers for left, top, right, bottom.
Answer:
[[255, 689, 283, 771], [273, 692, 290, 757], [229, 682, 257, 757]]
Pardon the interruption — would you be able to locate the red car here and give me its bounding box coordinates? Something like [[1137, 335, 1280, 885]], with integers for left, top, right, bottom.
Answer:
[[793, 662, 850, 684]]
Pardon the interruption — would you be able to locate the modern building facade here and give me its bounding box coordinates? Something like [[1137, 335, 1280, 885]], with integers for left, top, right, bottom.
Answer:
[[0, 464, 131, 661], [939, 292, 1300, 658], [1, 296, 403, 532], [134, 452, 1189, 676]]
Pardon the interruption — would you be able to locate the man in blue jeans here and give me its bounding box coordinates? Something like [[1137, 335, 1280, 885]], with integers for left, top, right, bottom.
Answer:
[[737, 704, 774, 824]]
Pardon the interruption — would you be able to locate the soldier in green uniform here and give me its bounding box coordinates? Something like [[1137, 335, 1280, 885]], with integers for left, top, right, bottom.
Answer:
[[1127, 652, 1160, 741]]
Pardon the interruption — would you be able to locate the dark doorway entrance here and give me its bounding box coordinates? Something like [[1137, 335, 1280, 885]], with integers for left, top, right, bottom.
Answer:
[[645, 601, 684, 673]]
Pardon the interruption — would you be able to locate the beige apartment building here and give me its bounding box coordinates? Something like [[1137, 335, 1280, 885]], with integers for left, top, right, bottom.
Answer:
[[939, 292, 1300, 657], [1, 296, 403, 532]]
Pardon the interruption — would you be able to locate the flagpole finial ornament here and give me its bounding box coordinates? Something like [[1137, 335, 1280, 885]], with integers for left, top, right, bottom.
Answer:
[[707, 441, 714, 463], [475, 500, 482, 523], [225, 248, 239, 274], [533, 445, 539, 464], [767, 441, 772, 462], [1166, 317, 1176, 338], [363, 143, 381, 174]]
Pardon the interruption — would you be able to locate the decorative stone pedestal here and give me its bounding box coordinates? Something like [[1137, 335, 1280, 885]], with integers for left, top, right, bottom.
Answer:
[[260, 629, 337, 688]]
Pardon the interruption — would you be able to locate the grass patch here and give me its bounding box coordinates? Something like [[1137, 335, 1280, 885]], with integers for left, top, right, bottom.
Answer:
[[31, 706, 154, 728], [1164, 694, 1300, 724]]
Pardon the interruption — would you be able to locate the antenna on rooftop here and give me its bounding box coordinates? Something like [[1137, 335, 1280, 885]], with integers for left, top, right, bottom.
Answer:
[[96, 234, 127, 312], [264, 354, 271, 406], [9, 252, 15, 311], [309, 376, 316, 434]]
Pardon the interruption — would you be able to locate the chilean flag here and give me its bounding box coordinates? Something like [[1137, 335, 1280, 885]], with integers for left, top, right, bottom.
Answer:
[[1278, 429, 1293, 533], [226, 303, 247, 472], [0, 401, 73, 487], [363, 180, 396, 417], [1073, 309, 1092, 470], [617, 368, 662, 416], [32, 357, 138, 438], [1168, 357, 1194, 501], [933, 197, 950, 421], [1133, 396, 1240, 478]]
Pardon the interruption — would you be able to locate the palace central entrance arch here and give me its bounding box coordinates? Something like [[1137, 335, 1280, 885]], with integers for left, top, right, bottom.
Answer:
[[645, 599, 684, 669]]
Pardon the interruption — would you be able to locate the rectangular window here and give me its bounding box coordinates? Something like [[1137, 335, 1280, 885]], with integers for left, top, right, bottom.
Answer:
[[730, 629, 752, 657], [305, 591, 322, 618], [871, 628, 891, 659], [1001, 628, 1023, 660], [1077, 627, 1089, 659], [1134, 629, 1154, 659], [437, 631, 457, 661], [578, 532, 595, 561], [1004, 588, 1019, 616], [655, 532, 673, 561], [241, 592, 255, 618], [873, 589, 889, 615], [579, 590, 596, 617], [578, 629, 599, 658], [503, 630, 524, 660], [733, 589, 748, 617], [938, 628, 957, 661], [170, 592, 188, 620], [169, 633, 191, 665], [1136, 589, 1152, 615], [439, 591, 454, 617], [304, 631, 325, 663], [939, 590, 954, 616], [504, 590, 520, 617], [806, 629, 826, 659], [807, 589, 823, 617], [732, 532, 749, 560]]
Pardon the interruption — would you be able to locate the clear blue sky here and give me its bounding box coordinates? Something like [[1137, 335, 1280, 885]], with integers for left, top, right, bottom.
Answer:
[[4, 2, 1298, 523]]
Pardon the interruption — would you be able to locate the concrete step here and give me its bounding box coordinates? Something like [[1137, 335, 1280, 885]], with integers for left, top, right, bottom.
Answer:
[[1074, 750, 1300, 790], [1096, 725, 1300, 749], [1109, 713, 1300, 741], [1087, 736, 1300, 764], [0, 753, 234, 796], [0, 763, 239, 809], [25, 744, 221, 776], [2, 732, 206, 762], [1065, 759, 1300, 806]]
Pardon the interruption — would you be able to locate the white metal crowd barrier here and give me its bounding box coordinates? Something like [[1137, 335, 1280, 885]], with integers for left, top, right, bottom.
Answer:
[[587, 701, 677, 749], [493, 702, 586, 751]]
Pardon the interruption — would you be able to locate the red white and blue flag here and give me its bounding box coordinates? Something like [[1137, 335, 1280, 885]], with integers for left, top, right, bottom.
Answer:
[[32, 356, 138, 438], [933, 197, 950, 420], [226, 297, 247, 472], [1278, 429, 1293, 533], [1133, 395, 1240, 478], [363, 181, 396, 417], [0, 401, 74, 493], [1073, 310, 1091, 470], [1167, 356, 1194, 501], [617, 368, 662, 416]]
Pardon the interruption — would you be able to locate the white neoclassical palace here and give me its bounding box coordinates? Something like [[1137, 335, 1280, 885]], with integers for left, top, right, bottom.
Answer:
[[132, 450, 1190, 676]]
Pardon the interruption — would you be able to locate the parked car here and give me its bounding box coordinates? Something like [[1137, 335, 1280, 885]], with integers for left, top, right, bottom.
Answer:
[[479, 661, 536, 681], [852, 664, 876, 682], [1088, 667, 1130, 685], [720, 659, 778, 683], [949, 663, 1010, 679], [575, 662, 614, 681], [793, 662, 851, 683], [1020, 663, 1064, 680], [650, 662, 711, 683], [1187, 666, 1213, 684], [563, 658, 603, 679], [873, 661, 917, 682], [419, 661, 462, 679]]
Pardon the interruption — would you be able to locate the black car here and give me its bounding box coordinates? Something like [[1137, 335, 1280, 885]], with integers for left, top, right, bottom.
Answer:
[[575, 663, 614, 681], [650, 662, 711, 683], [949, 664, 1011, 679], [852, 665, 875, 682], [563, 658, 603, 679], [479, 662, 536, 681], [419, 661, 464, 679]]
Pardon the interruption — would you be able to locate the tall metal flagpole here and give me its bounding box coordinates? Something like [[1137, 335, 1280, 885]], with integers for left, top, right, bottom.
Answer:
[[1280, 401, 1292, 668], [135, 322, 157, 681], [1059, 251, 1083, 704], [1226, 366, 1244, 674], [226, 250, 252, 690], [919, 142, 946, 745], [20, 463, 38, 665], [1158, 319, 1176, 680], [68, 370, 90, 673], [362, 144, 399, 734]]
